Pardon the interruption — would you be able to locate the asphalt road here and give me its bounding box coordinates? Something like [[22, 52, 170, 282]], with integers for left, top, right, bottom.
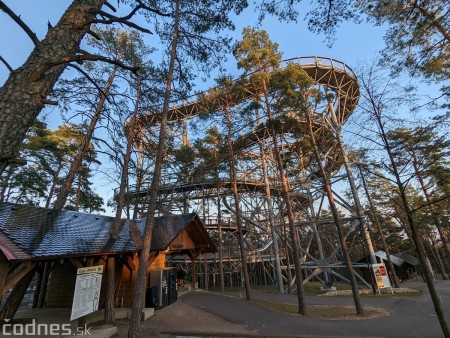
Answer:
[[177, 280, 450, 338]]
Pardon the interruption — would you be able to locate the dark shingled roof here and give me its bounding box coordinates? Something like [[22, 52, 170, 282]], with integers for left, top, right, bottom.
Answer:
[[0, 202, 215, 260], [374, 250, 404, 266], [394, 252, 419, 266]]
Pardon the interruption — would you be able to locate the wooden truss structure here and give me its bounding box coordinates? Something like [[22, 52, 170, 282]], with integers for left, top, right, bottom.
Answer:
[[124, 56, 376, 291]]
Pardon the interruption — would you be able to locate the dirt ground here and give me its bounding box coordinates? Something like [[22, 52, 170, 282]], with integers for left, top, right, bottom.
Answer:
[[113, 298, 255, 337]]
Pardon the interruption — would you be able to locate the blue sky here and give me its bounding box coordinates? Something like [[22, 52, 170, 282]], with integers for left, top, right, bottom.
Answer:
[[0, 1, 387, 87], [0, 1, 395, 215]]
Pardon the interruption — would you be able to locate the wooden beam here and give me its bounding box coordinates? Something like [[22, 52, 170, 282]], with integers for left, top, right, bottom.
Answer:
[[187, 249, 198, 260], [36, 261, 52, 309], [3, 262, 37, 294], [146, 252, 159, 272], [68, 258, 84, 269], [124, 255, 136, 273], [195, 244, 211, 248], [95, 255, 107, 266], [0, 254, 10, 297]]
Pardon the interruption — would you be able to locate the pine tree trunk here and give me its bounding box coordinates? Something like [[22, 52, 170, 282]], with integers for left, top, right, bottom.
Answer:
[[104, 256, 116, 324], [0, 166, 14, 202], [427, 238, 447, 280], [53, 67, 116, 210], [226, 107, 251, 301], [270, 131, 306, 312], [373, 107, 450, 337], [281, 209, 293, 294], [45, 164, 63, 208], [305, 109, 364, 315], [128, 2, 180, 337], [217, 191, 225, 292], [413, 158, 450, 268], [260, 76, 305, 313], [326, 96, 377, 267], [401, 189, 450, 337], [253, 108, 283, 292], [260, 148, 284, 293], [133, 146, 145, 219], [0, 0, 106, 173], [112, 78, 140, 238], [358, 165, 400, 288]]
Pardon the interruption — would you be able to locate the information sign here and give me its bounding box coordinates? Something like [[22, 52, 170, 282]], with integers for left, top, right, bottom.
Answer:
[[372, 263, 392, 291], [70, 265, 103, 321]]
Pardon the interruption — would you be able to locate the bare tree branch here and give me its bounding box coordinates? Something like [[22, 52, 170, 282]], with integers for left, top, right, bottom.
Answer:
[[134, 0, 172, 18], [0, 55, 13, 72], [91, 17, 152, 34], [97, 6, 142, 22], [104, 1, 117, 12], [0, 0, 39, 45], [43, 99, 58, 105], [66, 64, 113, 104], [410, 194, 450, 214], [84, 2, 171, 34], [87, 29, 102, 41], [30, 54, 139, 81]]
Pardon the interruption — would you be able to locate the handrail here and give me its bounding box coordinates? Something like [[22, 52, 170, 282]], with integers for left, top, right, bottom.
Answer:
[[282, 56, 357, 78], [132, 55, 359, 128]]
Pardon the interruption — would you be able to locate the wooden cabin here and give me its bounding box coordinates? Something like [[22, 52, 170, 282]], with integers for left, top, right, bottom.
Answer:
[[0, 202, 216, 316], [392, 252, 419, 281], [358, 250, 419, 286]]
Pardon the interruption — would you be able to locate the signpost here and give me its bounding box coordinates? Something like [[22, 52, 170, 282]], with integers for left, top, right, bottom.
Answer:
[[372, 263, 393, 293], [70, 265, 103, 321]]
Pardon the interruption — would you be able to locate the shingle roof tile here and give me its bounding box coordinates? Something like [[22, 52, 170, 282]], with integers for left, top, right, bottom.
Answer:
[[0, 202, 210, 260]]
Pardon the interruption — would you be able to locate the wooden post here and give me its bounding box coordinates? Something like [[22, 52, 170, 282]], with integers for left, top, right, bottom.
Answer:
[[32, 263, 43, 309], [191, 257, 196, 289], [203, 255, 208, 291], [36, 261, 51, 308], [0, 254, 10, 302]]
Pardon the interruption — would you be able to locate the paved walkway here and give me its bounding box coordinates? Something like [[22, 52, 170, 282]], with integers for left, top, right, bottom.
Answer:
[[3, 280, 449, 337], [161, 280, 450, 338]]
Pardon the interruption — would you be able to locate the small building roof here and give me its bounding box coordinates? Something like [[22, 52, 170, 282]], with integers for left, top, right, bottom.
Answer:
[[0, 202, 216, 260], [394, 252, 419, 266], [374, 250, 405, 266]]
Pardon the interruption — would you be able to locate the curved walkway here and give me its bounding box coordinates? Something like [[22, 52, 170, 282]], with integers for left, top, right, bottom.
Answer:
[[136, 279, 450, 338]]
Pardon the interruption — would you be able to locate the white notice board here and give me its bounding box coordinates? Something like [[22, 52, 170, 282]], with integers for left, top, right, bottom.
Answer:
[[70, 265, 103, 321]]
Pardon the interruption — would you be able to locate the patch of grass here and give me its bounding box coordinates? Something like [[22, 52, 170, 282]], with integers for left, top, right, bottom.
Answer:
[[207, 283, 420, 298], [303, 282, 352, 296], [208, 282, 354, 295], [249, 299, 390, 320], [250, 299, 298, 315], [208, 285, 279, 293], [323, 288, 421, 297]]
